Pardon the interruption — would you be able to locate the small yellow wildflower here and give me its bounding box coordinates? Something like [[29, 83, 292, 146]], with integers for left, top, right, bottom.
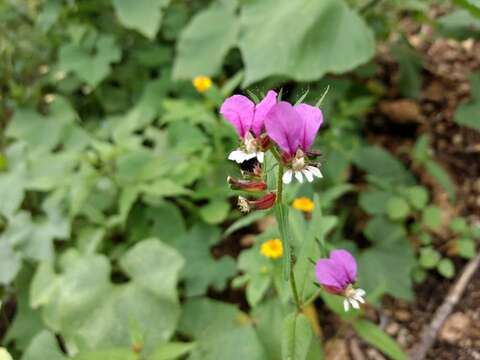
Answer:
[[192, 75, 212, 93], [260, 239, 283, 259], [292, 197, 314, 213]]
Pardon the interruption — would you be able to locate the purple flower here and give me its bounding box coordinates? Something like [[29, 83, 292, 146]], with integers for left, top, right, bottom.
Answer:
[[220, 90, 277, 164], [315, 250, 366, 312], [264, 101, 324, 184]]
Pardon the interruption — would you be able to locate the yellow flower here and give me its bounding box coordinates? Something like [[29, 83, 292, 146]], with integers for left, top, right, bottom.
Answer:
[[192, 75, 212, 93], [260, 239, 283, 259], [292, 197, 314, 213]]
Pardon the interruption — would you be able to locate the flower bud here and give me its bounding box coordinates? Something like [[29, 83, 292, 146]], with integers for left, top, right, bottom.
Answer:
[[237, 192, 276, 213], [227, 176, 267, 192]]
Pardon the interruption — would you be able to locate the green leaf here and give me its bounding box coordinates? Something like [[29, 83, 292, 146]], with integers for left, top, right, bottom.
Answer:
[[179, 298, 267, 360], [72, 349, 137, 360], [354, 146, 415, 185], [58, 34, 121, 87], [199, 200, 230, 225], [239, 0, 375, 85], [353, 320, 407, 360], [424, 161, 456, 202], [457, 238, 476, 259], [176, 224, 236, 296], [391, 39, 423, 98], [21, 331, 67, 360], [224, 211, 266, 236], [419, 247, 441, 269], [0, 240, 21, 285], [422, 205, 442, 230], [359, 190, 391, 215], [453, 0, 480, 18], [450, 217, 469, 235], [34, 241, 184, 353], [112, 0, 171, 39], [364, 216, 406, 245], [437, 258, 455, 279], [149, 342, 195, 360], [281, 313, 313, 360], [173, 3, 239, 78], [454, 72, 480, 130], [405, 186, 429, 210], [387, 197, 411, 221], [358, 239, 415, 300]]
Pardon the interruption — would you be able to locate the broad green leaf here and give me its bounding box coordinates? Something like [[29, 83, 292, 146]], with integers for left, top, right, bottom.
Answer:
[[236, 247, 272, 307], [454, 72, 480, 130], [359, 190, 390, 215], [353, 320, 407, 360], [422, 205, 442, 230], [437, 258, 455, 279], [419, 247, 441, 269], [449, 217, 469, 234], [239, 0, 375, 85], [387, 197, 411, 221], [405, 186, 429, 210], [424, 161, 456, 202], [438, 9, 480, 39], [58, 34, 121, 87], [251, 299, 286, 360], [457, 238, 476, 259], [176, 224, 236, 295], [72, 349, 137, 360], [119, 239, 184, 301], [281, 313, 313, 360], [35, 241, 184, 353], [149, 342, 195, 360], [453, 0, 480, 17], [354, 146, 415, 185], [199, 200, 230, 225], [364, 216, 406, 245], [21, 331, 67, 360], [112, 0, 171, 39], [173, 3, 239, 79], [358, 240, 415, 300], [0, 239, 21, 285]]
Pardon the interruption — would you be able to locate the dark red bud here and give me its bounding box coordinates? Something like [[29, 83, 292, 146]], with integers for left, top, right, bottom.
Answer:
[[237, 192, 276, 213], [227, 176, 267, 192]]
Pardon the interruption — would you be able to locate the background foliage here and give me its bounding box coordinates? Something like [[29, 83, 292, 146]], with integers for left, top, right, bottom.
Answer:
[[1, 0, 479, 359]]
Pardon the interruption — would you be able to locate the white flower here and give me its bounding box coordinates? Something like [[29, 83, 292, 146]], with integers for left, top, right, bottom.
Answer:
[[343, 288, 366, 312]]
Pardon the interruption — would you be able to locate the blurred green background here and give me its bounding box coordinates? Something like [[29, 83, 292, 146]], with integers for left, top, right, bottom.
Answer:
[[1, 0, 479, 359]]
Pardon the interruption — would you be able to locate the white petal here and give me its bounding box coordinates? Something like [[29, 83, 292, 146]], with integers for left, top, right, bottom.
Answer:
[[256, 152, 264, 163], [294, 171, 303, 183], [302, 169, 314, 182], [282, 170, 293, 184], [349, 298, 360, 309], [228, 150, 255, 163], [343, 299, 350, 312], [354, 295, 365, 304], [356, 288, 366, 297], [307, 166, 323, 178]]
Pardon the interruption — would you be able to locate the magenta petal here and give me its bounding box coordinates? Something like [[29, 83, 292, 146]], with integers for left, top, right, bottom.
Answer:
[[252, 90, 277, 137], [220, 95, 255, 138], [265, 101, 303, 156], [294, 104, 323, 151], [315, 259, 346, 291], [330, 250, 357, 284]]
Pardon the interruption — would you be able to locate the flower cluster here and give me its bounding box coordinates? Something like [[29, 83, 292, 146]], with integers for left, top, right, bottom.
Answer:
[[220, 90, 323, 183]]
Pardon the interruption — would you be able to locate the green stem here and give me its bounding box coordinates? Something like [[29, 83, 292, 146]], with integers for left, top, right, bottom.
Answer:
[[289, 253, 302, 312], [273, 148, 301, 312]]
